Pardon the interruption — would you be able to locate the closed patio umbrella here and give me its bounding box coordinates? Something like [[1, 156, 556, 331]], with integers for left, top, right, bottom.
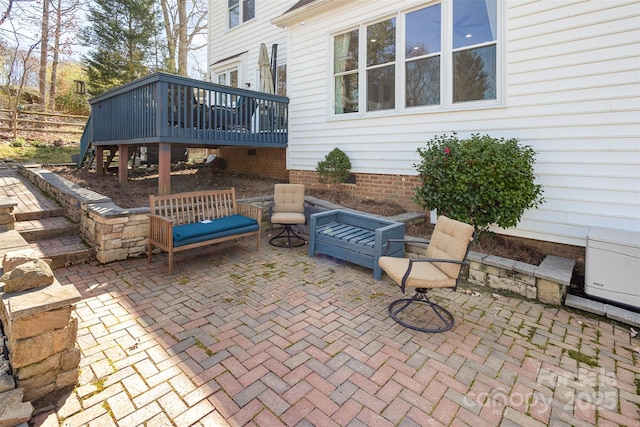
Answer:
[[259, 43, 275, 94]]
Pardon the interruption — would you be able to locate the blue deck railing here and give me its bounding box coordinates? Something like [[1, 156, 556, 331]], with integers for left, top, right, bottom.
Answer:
[[85, 72, 288, 154], [78, 114, 92, 168]]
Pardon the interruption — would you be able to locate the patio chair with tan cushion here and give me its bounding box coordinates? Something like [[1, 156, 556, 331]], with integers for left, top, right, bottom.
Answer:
[[378, 215, 475, 332], [269, 183, 306, 247]]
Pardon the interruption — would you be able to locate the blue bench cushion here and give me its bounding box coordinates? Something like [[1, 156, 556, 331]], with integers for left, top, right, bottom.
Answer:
[[173, 214, 259, 244]]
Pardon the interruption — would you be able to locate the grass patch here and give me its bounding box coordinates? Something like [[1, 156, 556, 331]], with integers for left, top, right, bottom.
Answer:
[[0, 142, 79, 163], [102, 401, 115, 420], [567, 349, 599, 367], [194, 338, 213, 356]]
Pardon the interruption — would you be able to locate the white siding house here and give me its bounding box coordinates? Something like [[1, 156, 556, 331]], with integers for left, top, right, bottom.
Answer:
[[207, 0, 291, 92], [209, 0, 640, 250]]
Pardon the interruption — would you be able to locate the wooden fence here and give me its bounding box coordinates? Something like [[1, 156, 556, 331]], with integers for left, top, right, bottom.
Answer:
[[0, 109, 88, 136]]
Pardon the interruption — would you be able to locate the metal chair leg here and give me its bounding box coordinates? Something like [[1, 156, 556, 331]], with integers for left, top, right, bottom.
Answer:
[[388, 288, 455, 333], [269, 225, 306, 248]]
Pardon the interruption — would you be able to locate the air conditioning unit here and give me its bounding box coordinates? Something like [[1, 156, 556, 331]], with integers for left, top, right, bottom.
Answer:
[[585, 227, 640, 310]]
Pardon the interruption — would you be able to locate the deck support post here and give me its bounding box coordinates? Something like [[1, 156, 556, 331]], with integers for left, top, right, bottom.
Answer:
[[158, 142, 171, 195], [95, 146, 104, 176], [118, 144, 128, 185]]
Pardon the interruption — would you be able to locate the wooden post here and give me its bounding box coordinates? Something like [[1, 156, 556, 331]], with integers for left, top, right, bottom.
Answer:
[[95, 146, 104, 176], [158, 142, 171, 195], [118, 144, 128, 185]]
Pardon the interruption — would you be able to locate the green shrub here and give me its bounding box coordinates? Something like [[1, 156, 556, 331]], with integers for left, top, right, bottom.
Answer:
[[316, 147, 351, 186], [9, 137, 26, 147], [30, 140, 46, 148], [414, 133, 544, 234]]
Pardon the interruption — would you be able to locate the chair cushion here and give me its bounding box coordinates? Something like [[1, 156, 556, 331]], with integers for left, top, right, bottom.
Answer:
[[173, 214, 258, 242], [271, 211, 306, 225], [272, 184, 305, 214], [425, 215, 474, 279], [379, 256, 456, 289], [173, 223, 259, 247]]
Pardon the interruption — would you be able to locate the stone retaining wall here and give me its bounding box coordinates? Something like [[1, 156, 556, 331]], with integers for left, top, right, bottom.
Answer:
[[0, 197, 17, 232]]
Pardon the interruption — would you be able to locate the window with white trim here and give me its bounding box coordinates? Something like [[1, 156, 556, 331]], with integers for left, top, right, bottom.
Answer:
[[228, 0, 255, 29], [332, 0, 498, 116], [216, 68, 238, 87], [213, 66, 239, 106]]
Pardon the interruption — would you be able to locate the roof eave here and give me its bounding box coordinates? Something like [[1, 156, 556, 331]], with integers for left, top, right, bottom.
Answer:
[[271, 0, 347, 28]]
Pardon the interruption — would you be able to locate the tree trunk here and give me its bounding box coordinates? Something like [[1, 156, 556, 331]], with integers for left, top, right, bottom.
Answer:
[[160, 0, 177, 74], [39, 0, 50, 108], [159, 0, 207, 77], [177, 0, 188, 76], [48, 0, 62, 110]]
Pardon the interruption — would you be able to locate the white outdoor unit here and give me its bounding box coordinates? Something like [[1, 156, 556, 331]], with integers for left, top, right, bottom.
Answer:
[[585, 227, 640, 310]]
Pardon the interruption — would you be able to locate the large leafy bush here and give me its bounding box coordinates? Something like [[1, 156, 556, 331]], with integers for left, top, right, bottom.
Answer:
[[414, 133, 544, 233]]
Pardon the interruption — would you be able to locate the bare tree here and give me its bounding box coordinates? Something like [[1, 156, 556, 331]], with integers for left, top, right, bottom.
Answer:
[[47, 0, 80, 110], [159, 0, 206, 76], [0, 0, 14, 26], [0, 16, 39, 136], [38, 0, 49, 107]]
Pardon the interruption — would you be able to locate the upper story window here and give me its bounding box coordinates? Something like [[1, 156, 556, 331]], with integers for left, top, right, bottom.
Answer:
[[228, 0, 255, 29], [332, 0, 499, 116]]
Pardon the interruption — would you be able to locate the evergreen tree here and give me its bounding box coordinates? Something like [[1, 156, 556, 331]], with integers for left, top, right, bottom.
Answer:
[[81, 0, 161, 95]]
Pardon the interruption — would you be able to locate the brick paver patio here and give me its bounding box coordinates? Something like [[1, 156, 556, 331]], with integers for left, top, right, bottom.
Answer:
[[27, 236, 639, 426], [2, 166, 638, 426]]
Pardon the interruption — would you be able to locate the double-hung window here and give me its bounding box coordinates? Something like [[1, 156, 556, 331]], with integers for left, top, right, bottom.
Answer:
[[228, 0, 255, 29], [332, 0, 499, 116], [334, 30, 359, 113]]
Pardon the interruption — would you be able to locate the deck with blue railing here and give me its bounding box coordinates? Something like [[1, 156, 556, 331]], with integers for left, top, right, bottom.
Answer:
[[79, 72, 289, 169]]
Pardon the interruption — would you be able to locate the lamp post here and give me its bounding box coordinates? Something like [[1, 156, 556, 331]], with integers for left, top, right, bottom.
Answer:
[[74, 80, 85, 95]]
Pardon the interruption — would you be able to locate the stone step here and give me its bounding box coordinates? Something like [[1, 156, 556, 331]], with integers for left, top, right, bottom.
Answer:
[[0, 388, 33, 427], [0, 230, 30, 262], [14, 207, 65, 222], [28, 236, 95, 269], [14, 217, 79, 243]]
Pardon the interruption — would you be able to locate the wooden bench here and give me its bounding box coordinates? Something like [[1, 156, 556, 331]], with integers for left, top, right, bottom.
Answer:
[[308, 209, 405, 280], [148, 188, 263, 274]]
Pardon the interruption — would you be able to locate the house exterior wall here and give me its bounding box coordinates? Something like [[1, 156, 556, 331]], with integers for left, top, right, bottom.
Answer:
[[210, 0, 640, 250], [207, 0, 291, 89], [278, 0, 640, 248]]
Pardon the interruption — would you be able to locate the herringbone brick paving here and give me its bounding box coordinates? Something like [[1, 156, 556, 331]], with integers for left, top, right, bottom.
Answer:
[[29, 237, 639, 426]]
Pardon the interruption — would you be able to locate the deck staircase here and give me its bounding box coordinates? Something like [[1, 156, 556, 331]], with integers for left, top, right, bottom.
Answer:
[[77, 114, 93, 168]]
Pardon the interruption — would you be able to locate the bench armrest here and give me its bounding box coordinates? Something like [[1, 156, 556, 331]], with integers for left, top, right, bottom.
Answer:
[[238, 203, 263, 222], [149, 214, 174, 246]]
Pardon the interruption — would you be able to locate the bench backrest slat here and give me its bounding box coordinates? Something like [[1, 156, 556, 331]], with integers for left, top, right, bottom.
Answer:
[[149, 188, 238, 226]]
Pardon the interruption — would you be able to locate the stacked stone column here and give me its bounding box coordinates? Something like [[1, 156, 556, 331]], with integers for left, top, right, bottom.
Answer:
[[0, 254, 81, 402], [0, 197, 17, 232]]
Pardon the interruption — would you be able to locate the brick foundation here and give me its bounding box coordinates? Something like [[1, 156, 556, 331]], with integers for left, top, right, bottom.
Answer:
[[208, 147, 288, 180], [290, 170, 423, 213]]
